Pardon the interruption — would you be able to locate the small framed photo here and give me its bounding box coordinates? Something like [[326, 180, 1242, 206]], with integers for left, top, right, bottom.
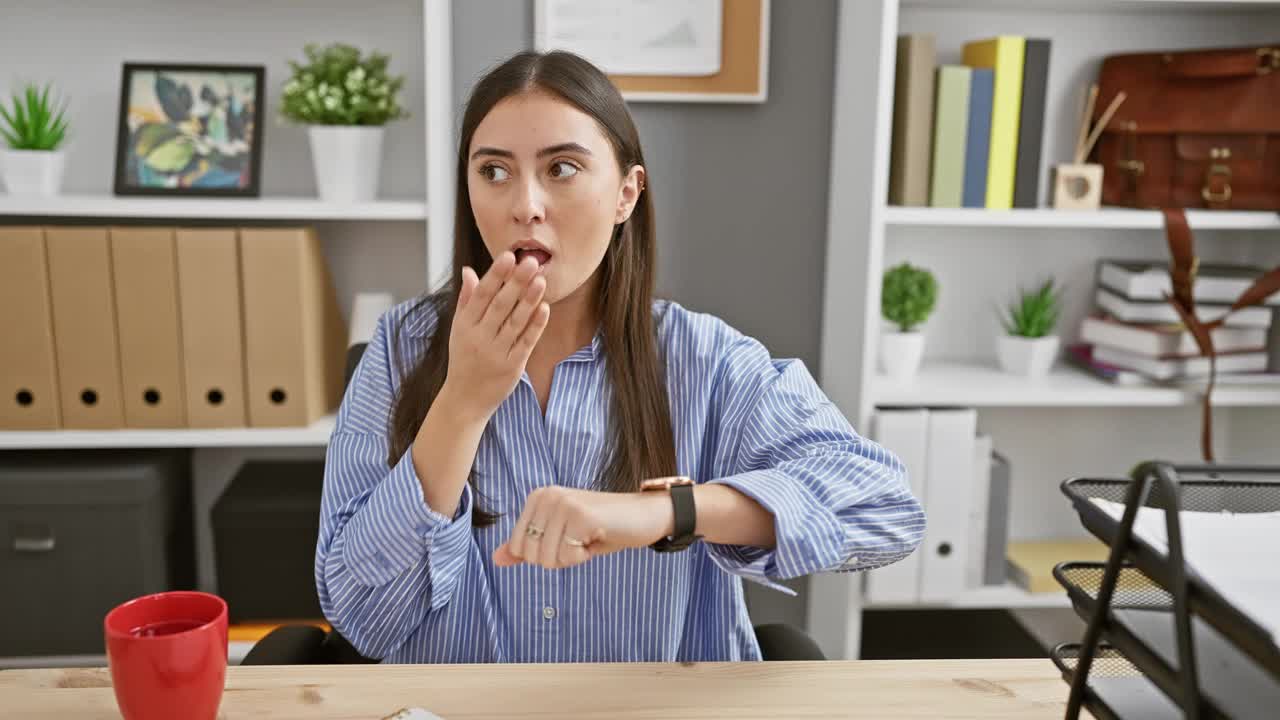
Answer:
[[114, 62, 265, 197]]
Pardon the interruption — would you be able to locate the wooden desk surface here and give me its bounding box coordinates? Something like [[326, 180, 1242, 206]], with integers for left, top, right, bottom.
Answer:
[[0, 659, 1074, 719]]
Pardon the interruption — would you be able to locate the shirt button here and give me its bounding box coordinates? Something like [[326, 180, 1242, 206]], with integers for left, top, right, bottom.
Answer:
[[542, 606, 557, 621]]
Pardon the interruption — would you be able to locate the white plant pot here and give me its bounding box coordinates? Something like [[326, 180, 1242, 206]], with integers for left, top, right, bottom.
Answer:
[[879, 331, 926, 380], [308, 126, 384, 203], [997, 335, 1061, 377], [1, 149, 66, 196]]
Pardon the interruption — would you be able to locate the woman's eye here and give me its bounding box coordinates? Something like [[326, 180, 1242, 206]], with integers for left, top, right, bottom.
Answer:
[[550, 161, 579, 179], [482, 165, 510, 182]]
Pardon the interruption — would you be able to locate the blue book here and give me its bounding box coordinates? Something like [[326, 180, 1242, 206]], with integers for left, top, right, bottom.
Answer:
[[962, 68, 994, 208]]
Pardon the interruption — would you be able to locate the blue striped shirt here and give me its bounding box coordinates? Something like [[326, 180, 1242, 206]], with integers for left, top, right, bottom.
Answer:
[[316, 298, 924, 663]]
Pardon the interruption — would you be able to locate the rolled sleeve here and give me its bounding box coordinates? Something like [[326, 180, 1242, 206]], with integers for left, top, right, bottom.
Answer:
[[341, 443, 474, 601], [707, 467, 846, 591], [314, 305, 480, 658], [704, 334, 924, 588]]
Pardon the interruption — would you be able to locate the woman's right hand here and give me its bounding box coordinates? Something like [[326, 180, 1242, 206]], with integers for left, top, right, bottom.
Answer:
[[443, 251, 550, 421]]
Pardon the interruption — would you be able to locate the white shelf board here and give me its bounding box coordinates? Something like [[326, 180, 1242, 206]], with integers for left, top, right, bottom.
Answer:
[[902, 0, 1280, 11], [873, 361, 1280, 407], [865, 584, 1072, 610], [0, 194, 427, 221], [883, 206, 1280, 231], [0, 646, 253, 668], [0, 415, 335, 450]]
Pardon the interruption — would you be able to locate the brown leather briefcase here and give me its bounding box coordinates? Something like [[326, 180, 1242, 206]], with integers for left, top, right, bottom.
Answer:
[[1091, 44, 1280, 210]]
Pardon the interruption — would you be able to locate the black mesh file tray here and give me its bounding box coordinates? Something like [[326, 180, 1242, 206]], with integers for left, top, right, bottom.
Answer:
[[1050, 642, 1180, 720], [1061, 466, 1280, 680], [1055, 562, 1280, 719], [1054, 462, 1280, 720]]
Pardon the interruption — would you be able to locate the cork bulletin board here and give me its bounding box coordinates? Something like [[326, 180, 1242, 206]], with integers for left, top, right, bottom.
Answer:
[[534, 0, 770, 103]]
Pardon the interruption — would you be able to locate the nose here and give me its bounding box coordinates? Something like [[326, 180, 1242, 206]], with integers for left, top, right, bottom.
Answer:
[[512, 177, 546, 225]]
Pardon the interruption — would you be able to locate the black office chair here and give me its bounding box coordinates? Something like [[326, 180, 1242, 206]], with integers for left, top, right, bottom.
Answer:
[[241, 342, 826, 664], [243, 620, 824, 665]]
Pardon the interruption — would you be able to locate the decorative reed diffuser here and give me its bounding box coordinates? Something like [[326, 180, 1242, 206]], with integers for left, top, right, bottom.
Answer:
[[1053, 84, 1126, 210]]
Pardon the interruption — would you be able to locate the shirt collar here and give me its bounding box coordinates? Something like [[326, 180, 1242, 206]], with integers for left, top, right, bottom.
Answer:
[[401, 302, 435, 340]]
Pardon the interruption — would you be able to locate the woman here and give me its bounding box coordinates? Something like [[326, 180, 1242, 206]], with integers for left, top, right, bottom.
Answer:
[[316, 50, 924, 663]]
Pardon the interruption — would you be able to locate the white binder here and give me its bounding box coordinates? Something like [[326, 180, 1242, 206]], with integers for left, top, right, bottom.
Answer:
[[865, 407, 930, 604], [919, 408, 977, 602], [967, 434, 994, 589]]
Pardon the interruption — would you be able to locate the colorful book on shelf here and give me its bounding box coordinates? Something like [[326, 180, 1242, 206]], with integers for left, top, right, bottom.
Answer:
[[962, 35, 1025, 210], [1065, 343, 1152, 386], [1095, 286, 1273, 328], [962, 68, 994, 209], [889, 34, 937, 207], [1013, 38, 1050, 209], [1093, 344, 1269, 381], [1098, 259, 1280, 306], [1079, 313, 1268, 358], [929, 66, 972, 208]]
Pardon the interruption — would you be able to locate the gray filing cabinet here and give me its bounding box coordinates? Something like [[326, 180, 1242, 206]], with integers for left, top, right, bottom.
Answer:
[[0, 450, 193, 657]]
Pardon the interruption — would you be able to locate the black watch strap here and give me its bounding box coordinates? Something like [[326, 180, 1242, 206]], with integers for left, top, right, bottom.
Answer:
[[651, 483, 699, 552]]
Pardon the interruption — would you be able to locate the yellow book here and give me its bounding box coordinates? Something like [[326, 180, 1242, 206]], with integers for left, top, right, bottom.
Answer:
[[963, 36, 1025, 210]]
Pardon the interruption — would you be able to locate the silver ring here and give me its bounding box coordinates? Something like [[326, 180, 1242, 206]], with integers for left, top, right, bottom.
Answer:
[[562, 536, 586, 548]]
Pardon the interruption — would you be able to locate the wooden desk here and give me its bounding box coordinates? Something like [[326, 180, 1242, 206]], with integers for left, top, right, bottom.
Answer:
[[0, 659, 1075, 719]]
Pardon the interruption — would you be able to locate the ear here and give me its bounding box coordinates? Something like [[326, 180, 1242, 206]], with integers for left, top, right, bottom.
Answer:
[[614, 165, 645, 225]]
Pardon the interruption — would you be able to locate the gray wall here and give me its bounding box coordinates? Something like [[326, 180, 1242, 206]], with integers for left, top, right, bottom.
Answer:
[[453, 1, 838, 629]]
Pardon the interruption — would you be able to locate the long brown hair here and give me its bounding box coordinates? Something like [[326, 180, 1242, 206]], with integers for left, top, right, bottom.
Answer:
[[387, 51, 677, 526]]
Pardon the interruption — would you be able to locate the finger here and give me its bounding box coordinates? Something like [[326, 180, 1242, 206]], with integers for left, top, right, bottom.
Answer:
[[456, 266, 479, 312], [539, 501, 571, 569], [559, 530, 593, 568], [493, 543, 522, 567], [507, 490, 542, 562], [461, 252, 515, 326], [563, 543, 591, 566], [479, 255, 539, 338], [509, 302, 551, 362], [582, 526, 612, 557], [497, 274, 546, 353]]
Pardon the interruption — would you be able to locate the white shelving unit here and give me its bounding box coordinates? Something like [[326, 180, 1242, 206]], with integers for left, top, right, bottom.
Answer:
[[865, 583, 1071, 610], [0, 2, 456, 669], [0, 0, 453, 453], [873, 362, 1280, 407], [0, 194, 428, 221], [884, 206, 1280, 230], [0, 416, 335, 450], [809, 0, 1280, 660]]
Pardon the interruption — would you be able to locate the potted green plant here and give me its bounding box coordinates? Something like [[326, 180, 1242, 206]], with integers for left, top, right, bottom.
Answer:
[[997, 278, 1063, 377], [880, 262, 938, 380], [281, 43, 407, 202], [0, 82, 69, 196]]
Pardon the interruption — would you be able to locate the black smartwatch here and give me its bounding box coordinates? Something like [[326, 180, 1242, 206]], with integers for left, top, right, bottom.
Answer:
[[641, 476, 700, 552]]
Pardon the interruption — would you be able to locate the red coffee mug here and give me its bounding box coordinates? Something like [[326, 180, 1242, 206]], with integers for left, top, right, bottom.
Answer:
[[103, 591, 228, 720]]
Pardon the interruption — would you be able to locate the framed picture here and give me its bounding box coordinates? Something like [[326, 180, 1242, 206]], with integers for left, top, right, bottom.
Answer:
[[114, 62, 265, 197], [534, 0, 769, 103]]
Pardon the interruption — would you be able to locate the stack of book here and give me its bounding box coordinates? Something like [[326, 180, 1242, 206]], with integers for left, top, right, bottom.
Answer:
[[1067, 259, 1278, 385], [889, 34, 1050, 210]]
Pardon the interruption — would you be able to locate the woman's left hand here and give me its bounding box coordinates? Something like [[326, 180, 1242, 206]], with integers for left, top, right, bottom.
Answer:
[[494, 487, 671, 570]]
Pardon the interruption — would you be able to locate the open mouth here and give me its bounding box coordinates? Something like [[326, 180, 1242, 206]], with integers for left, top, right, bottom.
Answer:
[[513, 247, 552, 268]]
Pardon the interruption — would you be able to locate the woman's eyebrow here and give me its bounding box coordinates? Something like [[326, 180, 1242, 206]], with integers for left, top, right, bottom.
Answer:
[[469, 142, 593, 161], [470, 146, 513, 161], [537, 142, 592, 158]]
